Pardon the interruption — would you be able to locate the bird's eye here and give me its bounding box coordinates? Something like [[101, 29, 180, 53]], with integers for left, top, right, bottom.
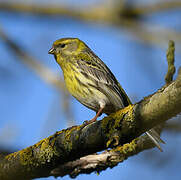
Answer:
[[60, 44, 66, 48]]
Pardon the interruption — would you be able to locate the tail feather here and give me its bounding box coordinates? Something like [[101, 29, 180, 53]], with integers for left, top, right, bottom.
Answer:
[[114, 83, 165, 152], [146, 129, 165, 152], [148, 129, 165, 144]]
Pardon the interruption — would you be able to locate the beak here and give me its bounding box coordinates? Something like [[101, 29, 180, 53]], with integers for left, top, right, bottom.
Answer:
[[48, 47, 55, 54]]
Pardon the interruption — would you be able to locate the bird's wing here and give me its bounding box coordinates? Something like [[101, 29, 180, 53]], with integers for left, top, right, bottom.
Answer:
[[76, 52, 131, 108]]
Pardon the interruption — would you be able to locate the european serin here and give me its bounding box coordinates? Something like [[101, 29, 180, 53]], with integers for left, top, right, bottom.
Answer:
[[49, 38, 164, 151]]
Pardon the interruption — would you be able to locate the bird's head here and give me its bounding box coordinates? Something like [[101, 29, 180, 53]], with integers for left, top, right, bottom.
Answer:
[[48, 38, 86, 63]]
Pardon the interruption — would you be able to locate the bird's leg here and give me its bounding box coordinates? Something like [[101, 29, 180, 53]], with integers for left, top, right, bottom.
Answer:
[[90, 107, 104, 123], [83, 107, 104, 126]]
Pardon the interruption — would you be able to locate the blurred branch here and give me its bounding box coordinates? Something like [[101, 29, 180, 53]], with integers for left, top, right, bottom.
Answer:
[[0, 149, 13, 156], [0, 68, 181, 179], [165, 122, 181, 132], [0, 1, 181, 17], [122, 1, 181, 16], [62, 94, 75, 127], [0, 26, 75, 126], [0, 27, 65, 91], [165, 120, 181, 132], [0, 2, 181, 48], [152, 40, 176, 141], [165, 40, 176, 84]]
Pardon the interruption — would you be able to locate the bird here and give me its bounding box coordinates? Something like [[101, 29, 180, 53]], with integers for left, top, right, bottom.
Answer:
[[48, 37, 164, 151]]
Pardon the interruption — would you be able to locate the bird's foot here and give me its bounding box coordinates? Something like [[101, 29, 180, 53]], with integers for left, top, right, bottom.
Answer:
[[81, 118, 97, 130], [83, 118, 97, 126]]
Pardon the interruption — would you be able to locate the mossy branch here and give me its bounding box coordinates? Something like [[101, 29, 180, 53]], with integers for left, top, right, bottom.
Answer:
[[50, 125, 163, 178], [0, 69, 181, 179]]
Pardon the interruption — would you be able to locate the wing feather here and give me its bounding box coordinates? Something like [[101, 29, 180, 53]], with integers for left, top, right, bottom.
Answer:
[[75, 50, 130, 109]]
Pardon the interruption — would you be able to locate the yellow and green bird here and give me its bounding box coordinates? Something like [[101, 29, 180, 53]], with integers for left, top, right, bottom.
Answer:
[[49, 38, 164, 151]]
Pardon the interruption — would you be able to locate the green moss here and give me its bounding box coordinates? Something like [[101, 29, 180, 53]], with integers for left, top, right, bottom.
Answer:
[[121, 105, 136, 134], [101, 105, 135, 148], [5, 151, 18, 161], [62, 126, 81, 152], [110, 138, 138, 155], [19, 147, 34, 166], [38, 140, 57, 164], [4, 127, 83, 172], [18, 136, 60, 166]]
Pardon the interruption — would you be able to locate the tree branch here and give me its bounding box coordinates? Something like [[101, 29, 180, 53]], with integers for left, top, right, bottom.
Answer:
[[0, 69, 181, 179], [50, 125, 164, 178]]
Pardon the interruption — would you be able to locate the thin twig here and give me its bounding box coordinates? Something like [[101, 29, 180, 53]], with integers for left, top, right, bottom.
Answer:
[[165, 40, 176, 84]]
